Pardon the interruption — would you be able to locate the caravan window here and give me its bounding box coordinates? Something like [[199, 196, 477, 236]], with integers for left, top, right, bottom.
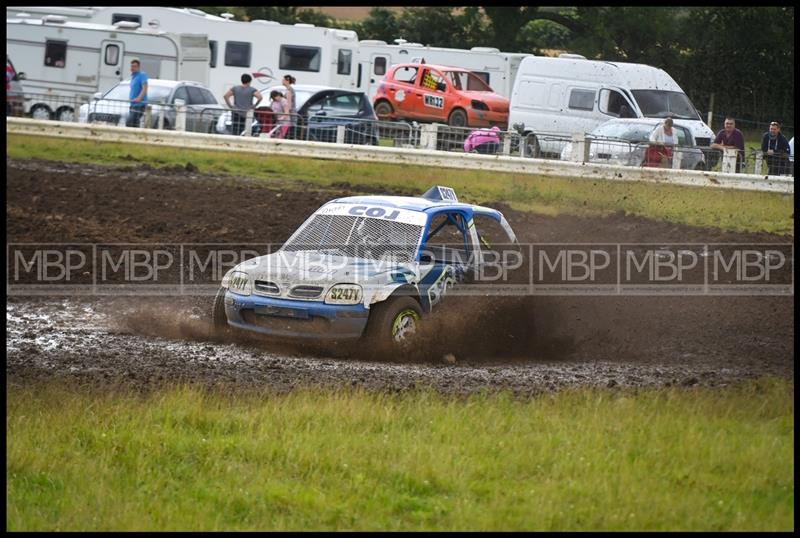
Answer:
[[374, 57, 387, 76], [225, 41, 251, 68], [104, 45, 120, 66], [44, 41, 67, 68], [337, 49, 352, 75], [280, 46, 322, 72], [112, 14, 141, 25], [568, 89, 595, 111], [209, 41, 218, 68]]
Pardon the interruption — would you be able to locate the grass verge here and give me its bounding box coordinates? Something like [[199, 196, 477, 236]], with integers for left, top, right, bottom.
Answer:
[[7, 134, 794, 235], [6, 379, 793, 531]]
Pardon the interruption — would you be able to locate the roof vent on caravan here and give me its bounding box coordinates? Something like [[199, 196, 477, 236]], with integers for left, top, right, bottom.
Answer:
[[294, 23, 315, 27], [114, 21, 141, 29], [361, 40, 388, 45], [394, 38, 408, 45], [15, 12, 30, 18], [220, 12, 235, 20], [187, 8, 208, 16], [558, 53, 586, 59], [42, 15, 67, 24], [251, 20, 279, 25], [471, 47, 500, 53]]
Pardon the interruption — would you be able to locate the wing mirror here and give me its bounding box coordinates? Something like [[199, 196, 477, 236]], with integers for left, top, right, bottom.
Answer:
[[15, 72, 26, 81]]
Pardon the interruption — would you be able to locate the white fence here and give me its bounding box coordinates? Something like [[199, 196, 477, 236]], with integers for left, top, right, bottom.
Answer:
[[6, 117, 794, 194]]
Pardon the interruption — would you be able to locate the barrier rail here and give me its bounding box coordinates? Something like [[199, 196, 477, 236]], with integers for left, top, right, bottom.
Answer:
[[7, 118, 793, 194]]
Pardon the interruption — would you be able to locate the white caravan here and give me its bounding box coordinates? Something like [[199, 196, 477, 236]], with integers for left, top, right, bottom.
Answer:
[[508, 55, 715, 157], [7, 6, 359, 99], [356, 39, 531, 99], [7, 15, 209, 120]]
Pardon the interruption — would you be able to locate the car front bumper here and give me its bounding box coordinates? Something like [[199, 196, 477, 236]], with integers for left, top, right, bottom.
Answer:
[[467, 109, 509, 128], [224, 291, 370, 339]]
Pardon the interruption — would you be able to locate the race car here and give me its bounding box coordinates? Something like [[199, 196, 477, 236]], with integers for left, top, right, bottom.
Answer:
[[212, 186, 519, 348]]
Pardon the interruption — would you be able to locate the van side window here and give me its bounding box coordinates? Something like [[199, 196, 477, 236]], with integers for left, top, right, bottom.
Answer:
[[337, 49, 352, 75], [44, 40, 67, 68], [568, 89, 595, 111], [279, 45, 322, 72], [374, 57, 387, 76], [209, 41, 217, 68], [599, 89, 632, 117], [225, 41, 251, 68]]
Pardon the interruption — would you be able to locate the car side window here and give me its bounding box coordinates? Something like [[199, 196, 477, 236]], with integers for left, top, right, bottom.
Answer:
[[423, 212, 470, 264], [186, 86, 214, 105], [421, 69, 446, 92], [675, 126, 689, 146], [172, 86, 189, 104], [393, 66, 418, 84]]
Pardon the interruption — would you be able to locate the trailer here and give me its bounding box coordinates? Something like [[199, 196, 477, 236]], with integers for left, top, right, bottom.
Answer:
[[7, 15, 209, 120], [7, 6, 360, 100], [356, 39, 531, 99]]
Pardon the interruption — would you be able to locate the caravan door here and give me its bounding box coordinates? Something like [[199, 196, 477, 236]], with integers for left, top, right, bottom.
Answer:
[[98, 40, 124, 93], [368, 54, 390, 99]]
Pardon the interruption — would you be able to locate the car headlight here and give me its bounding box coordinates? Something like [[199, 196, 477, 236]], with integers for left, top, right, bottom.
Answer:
[[325, 284, 363, 305], [223, 271, 251, 295]]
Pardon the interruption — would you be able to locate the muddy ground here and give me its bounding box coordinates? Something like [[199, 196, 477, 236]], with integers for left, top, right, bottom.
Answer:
[[6, 158, 794, 395]]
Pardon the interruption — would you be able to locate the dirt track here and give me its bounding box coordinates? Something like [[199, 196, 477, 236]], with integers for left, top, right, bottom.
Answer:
[[6, 158, 794, 394]]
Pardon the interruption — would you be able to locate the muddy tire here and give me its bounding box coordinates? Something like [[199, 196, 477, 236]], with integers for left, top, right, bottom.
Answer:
[[211, 287, 228, 332], [448, 108, 468, 128], [374, 100, 394, 120], [364, 296, 423, 350]]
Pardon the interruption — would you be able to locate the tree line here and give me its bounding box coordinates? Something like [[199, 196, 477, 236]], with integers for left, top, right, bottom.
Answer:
[[198, 6, 794, 130]]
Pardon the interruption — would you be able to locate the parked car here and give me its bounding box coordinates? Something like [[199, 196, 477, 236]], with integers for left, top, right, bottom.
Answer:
[[78, 79, 222, 131], [212, 185, 519, 348], [6, 56, 28, 117], [559, 118, 707, 170], [216, 83, 378, 145], [372, 62, 509, 128]]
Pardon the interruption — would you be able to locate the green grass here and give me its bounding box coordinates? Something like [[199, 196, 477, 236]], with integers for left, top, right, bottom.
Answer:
[[7, 134, 794, 235], [6, 379, 794, 531]]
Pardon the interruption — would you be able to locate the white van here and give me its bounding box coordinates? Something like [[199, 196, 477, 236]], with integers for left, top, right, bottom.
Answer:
[[508, 55, 715, 157]]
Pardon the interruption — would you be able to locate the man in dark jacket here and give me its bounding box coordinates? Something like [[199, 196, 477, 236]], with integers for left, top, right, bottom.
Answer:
[[760, 121, 791, 176]]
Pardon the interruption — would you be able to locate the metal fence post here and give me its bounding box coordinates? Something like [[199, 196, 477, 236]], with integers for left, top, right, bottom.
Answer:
[[175, 99, 187, 131], [421, 124, 439, 151], [721, 148, 738, 173], [672, 147, 683, 169], [244, 109, 253, 137], [143, 104, 152, 129], [73, 97, 80, 122], [754, 151, 763, 175], [158, 107, 166, 130], [336, 125, 346, 144], [569, 134, 588, 162], [502, 132, 512, 155]]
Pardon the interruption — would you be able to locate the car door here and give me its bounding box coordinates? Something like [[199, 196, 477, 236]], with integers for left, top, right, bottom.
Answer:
[[186, 85, 217, 132], [471, 209, 521, 284], [389, 65, 420, 118], [169, 86, 190, 130], [417, 210, 474, 311], [416, 67, 448, 122]]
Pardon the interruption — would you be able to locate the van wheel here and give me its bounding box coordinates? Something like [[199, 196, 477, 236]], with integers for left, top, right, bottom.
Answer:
[[522, 133, 541, 158], [374, 100, 394, 120], [55, 106, 74, 122], [364, 296, 423, 350], [448, 108, 468, 128], [30, 105, 53, 120]]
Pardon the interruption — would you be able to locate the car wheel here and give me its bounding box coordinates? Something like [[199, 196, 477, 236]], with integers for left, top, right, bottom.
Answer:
[[30, 105, 53, 120], [374, 100, 394, 121], [55, 106, 74, 122], [211, 287, 229, 332], [364, 295, 423, 349], [447, 108, 468, 128]]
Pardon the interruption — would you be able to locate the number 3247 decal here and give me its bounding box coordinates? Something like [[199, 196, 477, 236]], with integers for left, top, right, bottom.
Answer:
[[423, 94, 444, 109]]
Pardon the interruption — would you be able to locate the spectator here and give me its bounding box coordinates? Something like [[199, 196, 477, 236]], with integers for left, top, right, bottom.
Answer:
[[710, 116, 745, 172], [646, 117, 676, 167], [268, 90, 290, 139], [760, 121, 791, 175], [6, 56, 15, 116], [464, 126, 501, 154], [282, 74, 297, 136], [223, 73, 262, 136], [126, 59, 148, 128]]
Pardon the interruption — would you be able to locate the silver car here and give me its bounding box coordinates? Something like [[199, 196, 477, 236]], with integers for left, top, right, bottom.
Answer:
[[79, 79, 222, 132], [561, 118, 707, 170]]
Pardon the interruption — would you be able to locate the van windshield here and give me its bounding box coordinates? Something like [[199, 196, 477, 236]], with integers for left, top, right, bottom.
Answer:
[[631, 90, 700, 120]]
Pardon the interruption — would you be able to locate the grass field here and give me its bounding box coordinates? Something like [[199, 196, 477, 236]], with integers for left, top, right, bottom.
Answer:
[[7, 134, 794, 235], [6, 379, 793, 531]]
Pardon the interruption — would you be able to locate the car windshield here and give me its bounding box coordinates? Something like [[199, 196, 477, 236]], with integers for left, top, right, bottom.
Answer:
[[102, 82, 173, 103], [281, 214, 423, 262], [592, 122, 655, 142], [445, 70, 493, 92], [631, 90, 700, 120]]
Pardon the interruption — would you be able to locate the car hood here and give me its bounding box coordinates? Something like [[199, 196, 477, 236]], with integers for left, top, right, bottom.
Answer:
[[233, 250, 420, 304]]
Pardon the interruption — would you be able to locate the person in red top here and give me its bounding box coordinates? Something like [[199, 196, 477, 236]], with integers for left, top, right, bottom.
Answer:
[[711, 116, 745, 172]]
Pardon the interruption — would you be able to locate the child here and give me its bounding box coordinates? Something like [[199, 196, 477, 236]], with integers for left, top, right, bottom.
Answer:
[[269, 90, 290, 139]]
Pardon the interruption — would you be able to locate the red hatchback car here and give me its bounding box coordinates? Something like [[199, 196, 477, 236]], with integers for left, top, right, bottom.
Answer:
[[373, 62, 509, 128]]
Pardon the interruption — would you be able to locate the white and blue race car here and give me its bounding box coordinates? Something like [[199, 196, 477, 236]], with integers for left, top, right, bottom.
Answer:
[[212, 186, 519, 347]]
